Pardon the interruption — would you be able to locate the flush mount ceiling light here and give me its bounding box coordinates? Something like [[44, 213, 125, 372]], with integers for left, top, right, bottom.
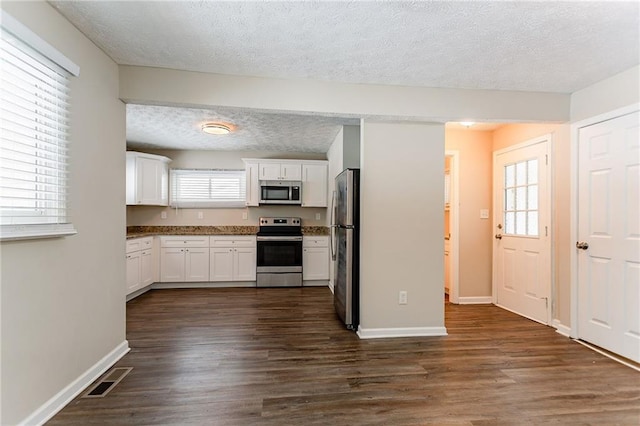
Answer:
[[202, 122, 233, 135], [460, 121, 475, 128]]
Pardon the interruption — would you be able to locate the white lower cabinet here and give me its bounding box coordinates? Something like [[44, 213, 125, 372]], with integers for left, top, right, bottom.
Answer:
[[210, 236, 256, 282], [160, 236, 210, 282], [126, 236, 155, 295], [303, 236, 329, 281]]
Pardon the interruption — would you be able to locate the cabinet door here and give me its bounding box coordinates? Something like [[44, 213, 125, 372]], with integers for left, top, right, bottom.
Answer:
[[160, 248, 185, 282], [234, 247, 257, 281], [301, 164, 328, 207], [185, 248, 209, 282], [136, 157, 159, 204], [126, 251, 141, 294], [259, 163, 281, 180], [136, 157, 168, 206], [140, 250, 154, 287], [281, 163, 302, 181], [210, 247, 234, 281], [303, 247, 329, 280], [245, 162, 260, 206]]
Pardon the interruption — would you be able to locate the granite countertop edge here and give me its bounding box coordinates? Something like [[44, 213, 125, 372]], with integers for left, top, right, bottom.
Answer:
[[126, 225, 330, 239]]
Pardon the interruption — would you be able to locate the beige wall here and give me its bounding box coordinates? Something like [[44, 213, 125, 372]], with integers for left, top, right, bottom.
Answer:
[[120, 66, 570, 123], [359, 121, 445, 332], [126, 149, 327, 227], [0, 2, 126, 424], [492, 123, 571, 326], [444, 129, 494, 298]]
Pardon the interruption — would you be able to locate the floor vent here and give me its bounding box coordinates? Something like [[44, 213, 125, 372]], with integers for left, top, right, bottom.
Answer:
[[82, 367, 132, 398]]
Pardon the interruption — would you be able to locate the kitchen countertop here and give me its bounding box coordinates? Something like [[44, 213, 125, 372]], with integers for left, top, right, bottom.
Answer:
[[126, 225, 329, 239]]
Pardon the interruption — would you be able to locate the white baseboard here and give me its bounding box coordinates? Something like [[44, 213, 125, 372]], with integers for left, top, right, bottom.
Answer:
[[19, 340, 130, 426], [458, 296, 493, 304], [302, 280, 329, 287], [357, 326, 447, 339], [328, 281, 334, 294], [552, 319, 572, 337], [152, 281, 256, 289]]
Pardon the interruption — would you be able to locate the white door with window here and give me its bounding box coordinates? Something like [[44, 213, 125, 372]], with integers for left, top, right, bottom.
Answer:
[[577, 110, 640, 363], [493, 138, 551, 324]]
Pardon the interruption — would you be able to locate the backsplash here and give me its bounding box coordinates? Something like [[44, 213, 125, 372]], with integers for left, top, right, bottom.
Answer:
[[126, 205, 328, 227]]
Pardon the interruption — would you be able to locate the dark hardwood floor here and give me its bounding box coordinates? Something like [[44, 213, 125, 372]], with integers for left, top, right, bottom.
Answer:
[[49, 287, 639, 425]]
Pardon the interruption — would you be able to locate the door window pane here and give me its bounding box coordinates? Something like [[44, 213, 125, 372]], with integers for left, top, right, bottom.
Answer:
[[528, 159, 538, 184], [505, 212, 515, 234], [516, 211, 526, 235], [505, 164, 515, 187], [505, 188, 515, 210], [516, 162, 527, 185], [527, 212, 539, 235], [502, 158, 540, 237]]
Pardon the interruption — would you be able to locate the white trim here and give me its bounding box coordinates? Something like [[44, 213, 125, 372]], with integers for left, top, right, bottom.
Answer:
[[18, 341, 129, 426], [1, 11, 79, 76], [444, 150, 460, 304], [356, 326, 447, 339], [569, 103, 640, 340], [458, 296, 493, 305], [302, 280, 330, 287], [574, 339, 640, 372], [0, 224, 77, 242], [552, 319, 572, 337], [151, 281, 257, 290]]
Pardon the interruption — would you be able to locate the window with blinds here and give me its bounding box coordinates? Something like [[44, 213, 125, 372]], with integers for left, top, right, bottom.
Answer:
[[170, 169, 246, 208], [0, 11, 79, 240]]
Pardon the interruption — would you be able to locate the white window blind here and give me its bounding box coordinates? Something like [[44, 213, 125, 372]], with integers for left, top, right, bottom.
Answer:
[[0, 12, 79, 240], [170, 169, 246, 208]]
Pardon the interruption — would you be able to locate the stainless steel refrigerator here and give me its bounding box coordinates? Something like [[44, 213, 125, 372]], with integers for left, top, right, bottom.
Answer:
[[331, 168, 360, 330]]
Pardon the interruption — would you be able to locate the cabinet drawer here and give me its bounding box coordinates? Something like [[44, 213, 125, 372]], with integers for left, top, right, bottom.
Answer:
[[210, 236, 257, 248], [126, 236, 153, 254], [160, 236, 209, 248], [303, 236, 329, 248]]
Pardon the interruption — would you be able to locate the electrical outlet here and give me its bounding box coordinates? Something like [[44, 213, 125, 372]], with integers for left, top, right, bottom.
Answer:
[[160, 211, 167, 220], [315, 213, 321, 220], [197, 211, 204, 219], [399, 291, 408, 305], [242, 212, 248, 220], [480, 209, 490, 219]]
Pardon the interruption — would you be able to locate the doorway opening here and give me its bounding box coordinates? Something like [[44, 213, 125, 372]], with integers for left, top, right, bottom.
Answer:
[[444, 151, 460, 304]]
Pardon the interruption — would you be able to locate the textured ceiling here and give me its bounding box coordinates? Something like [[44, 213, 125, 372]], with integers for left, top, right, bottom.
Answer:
[[127, 104, 357, 153], [49, 0, 639, 152]]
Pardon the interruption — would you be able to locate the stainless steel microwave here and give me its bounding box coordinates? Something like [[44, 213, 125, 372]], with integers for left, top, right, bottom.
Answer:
[[260, 181, 302, 205]]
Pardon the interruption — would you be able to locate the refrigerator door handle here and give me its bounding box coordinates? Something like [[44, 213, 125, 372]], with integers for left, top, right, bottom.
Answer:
[[330, 190, 337, 261]]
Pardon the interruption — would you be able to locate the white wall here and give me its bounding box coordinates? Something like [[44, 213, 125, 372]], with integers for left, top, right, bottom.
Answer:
[[359, 121, 445, 335], [0, 2, 126, 424], [570, 65, 640, 122]]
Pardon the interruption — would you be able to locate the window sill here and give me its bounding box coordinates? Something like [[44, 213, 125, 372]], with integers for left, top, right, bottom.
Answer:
[[0, 224, 77, 242]]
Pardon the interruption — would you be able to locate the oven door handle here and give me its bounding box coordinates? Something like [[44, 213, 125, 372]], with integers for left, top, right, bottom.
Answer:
[[256, 236, 303, 241]]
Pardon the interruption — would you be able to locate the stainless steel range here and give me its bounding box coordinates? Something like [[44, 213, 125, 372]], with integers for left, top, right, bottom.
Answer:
[[256, 217, 303, 287]]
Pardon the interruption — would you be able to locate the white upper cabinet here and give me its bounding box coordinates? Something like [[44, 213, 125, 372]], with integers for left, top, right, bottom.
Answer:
[[301, 163, 328, 207], [244, 158, 328, 208], [259, 162, 302, 181], [126, 152, 171, 206], [245, 161, 260, 207]]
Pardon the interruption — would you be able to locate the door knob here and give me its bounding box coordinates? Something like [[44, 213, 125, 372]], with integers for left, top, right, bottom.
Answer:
[[576, 241, 589, 250], [495, 233, 503, 240]]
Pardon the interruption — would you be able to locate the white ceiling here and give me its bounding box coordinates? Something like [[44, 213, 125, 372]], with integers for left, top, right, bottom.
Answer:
[[50, 0, 639, 152]]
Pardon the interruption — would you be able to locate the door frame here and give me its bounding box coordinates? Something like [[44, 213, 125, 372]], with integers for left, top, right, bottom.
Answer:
[[445, 150, 460, 303], [569, 102, 640, 339], [492, 135, 554, 325]]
